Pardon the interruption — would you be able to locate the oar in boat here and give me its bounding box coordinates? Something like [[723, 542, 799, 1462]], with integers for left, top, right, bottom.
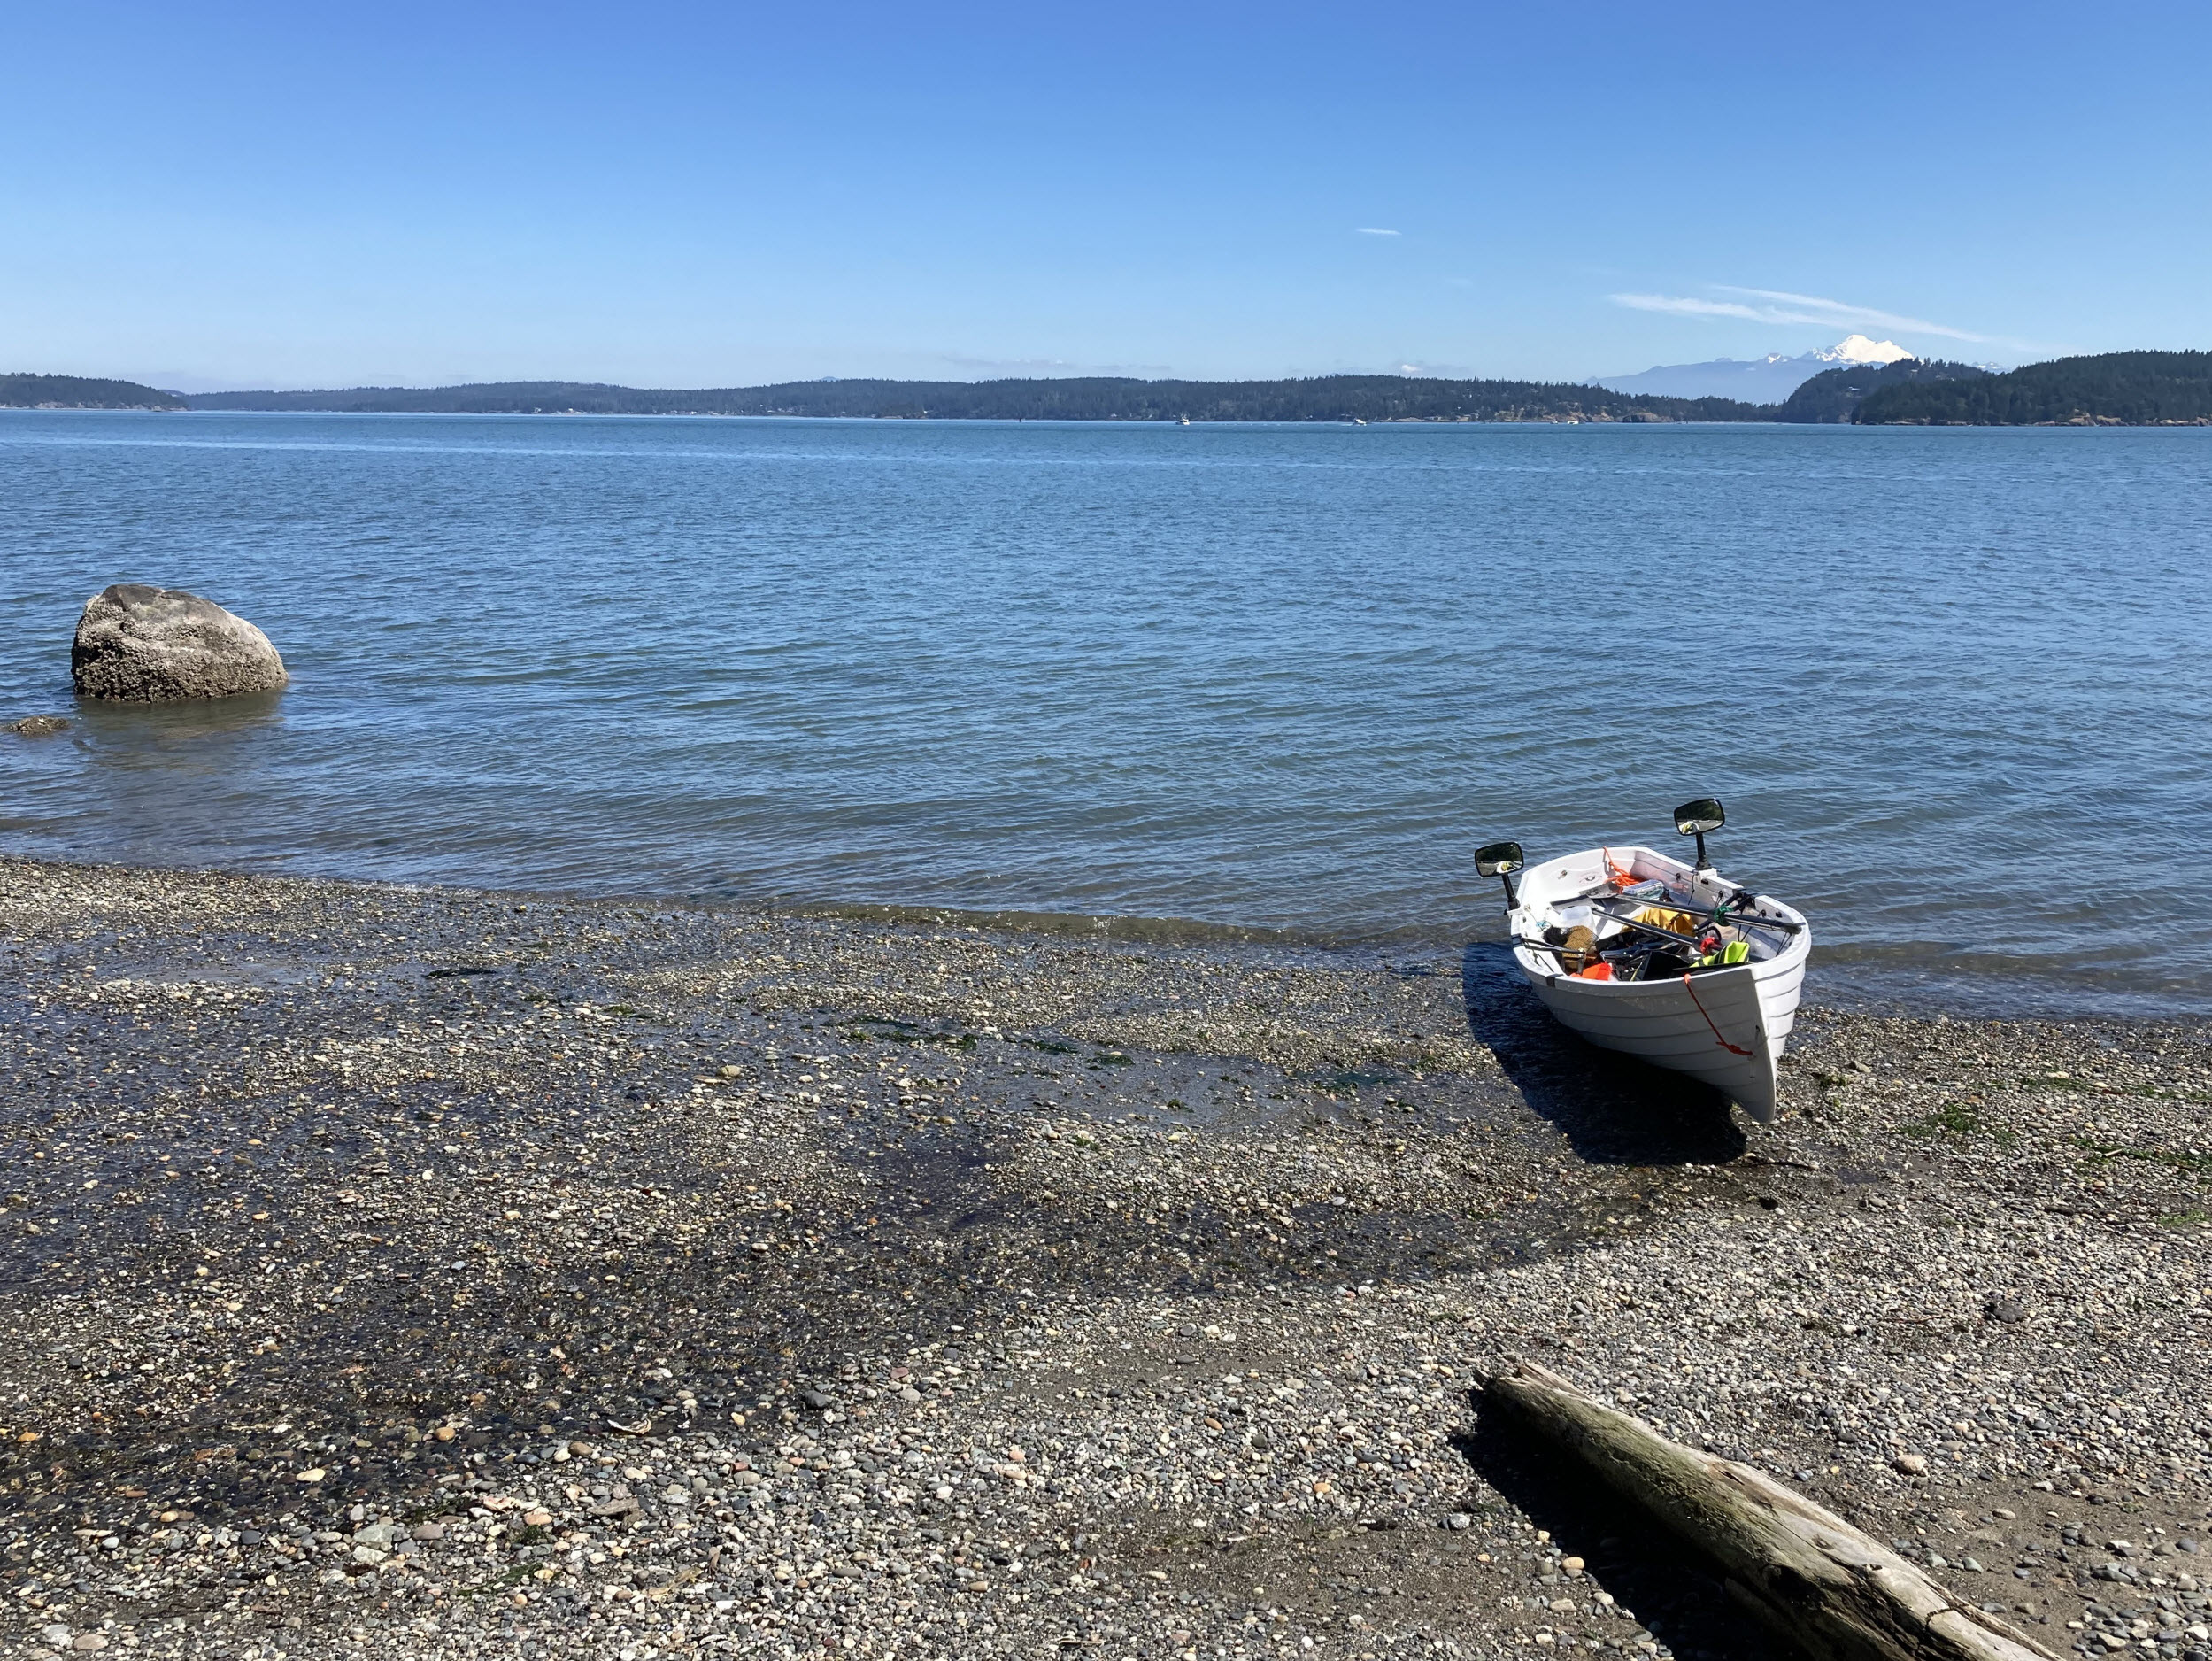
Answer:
[[1589, 893, 1806, 935]]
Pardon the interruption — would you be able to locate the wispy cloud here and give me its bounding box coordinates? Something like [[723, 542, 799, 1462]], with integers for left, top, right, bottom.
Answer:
[[1610, 286, 1992, 344], [1356, 228, 1401, 236]]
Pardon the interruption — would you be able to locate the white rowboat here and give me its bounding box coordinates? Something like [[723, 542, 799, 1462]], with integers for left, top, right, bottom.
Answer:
[[1503, 842, 1810, 1121]]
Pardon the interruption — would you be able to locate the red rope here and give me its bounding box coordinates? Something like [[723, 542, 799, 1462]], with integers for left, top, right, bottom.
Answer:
[[1681, 973, 1756, 1057]]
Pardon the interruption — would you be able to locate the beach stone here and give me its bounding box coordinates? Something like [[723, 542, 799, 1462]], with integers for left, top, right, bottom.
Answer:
[[1895, 1453, 1929, 1474], [70, 583, 287, 701]]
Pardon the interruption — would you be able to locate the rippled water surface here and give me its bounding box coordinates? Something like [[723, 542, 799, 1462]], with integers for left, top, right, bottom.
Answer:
[[4, 411, 2208, 1014]]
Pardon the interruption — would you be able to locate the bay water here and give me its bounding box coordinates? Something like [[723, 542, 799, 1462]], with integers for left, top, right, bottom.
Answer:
[[4, 410, 2208, 1016]]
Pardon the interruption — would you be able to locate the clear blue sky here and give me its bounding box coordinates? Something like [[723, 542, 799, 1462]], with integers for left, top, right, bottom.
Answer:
[[7, 1, 2207, 390]]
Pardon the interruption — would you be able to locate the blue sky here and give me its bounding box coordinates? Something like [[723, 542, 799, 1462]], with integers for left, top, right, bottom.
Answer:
[[5, 1, 2208, 389]]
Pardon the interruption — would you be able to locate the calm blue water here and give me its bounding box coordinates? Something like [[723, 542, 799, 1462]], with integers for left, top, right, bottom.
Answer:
[[4, 410, 2209, 1016]]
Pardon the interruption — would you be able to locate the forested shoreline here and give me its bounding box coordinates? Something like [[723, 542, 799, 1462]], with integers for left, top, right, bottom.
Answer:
[[0, 373, 186, 410], [9, 352, 2210, 424], [180, 374, 1766, 423], [1855, 351, 2212, 424]]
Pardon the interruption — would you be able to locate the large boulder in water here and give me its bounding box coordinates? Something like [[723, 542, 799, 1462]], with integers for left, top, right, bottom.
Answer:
[[71, 584, 288, 701]]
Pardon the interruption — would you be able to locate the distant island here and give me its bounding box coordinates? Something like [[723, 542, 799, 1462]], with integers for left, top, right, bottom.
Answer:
[[0, 373, 184, 410], [1769, 358, 1992, 423], [182, 375, 1769, 424], [12, 352, 2209, 426], [164, 354, 2212, 424], [1856, 350, 2212, 425]]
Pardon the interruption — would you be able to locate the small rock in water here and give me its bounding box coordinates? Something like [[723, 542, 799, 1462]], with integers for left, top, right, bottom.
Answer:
[[6, 715, 68, 736]]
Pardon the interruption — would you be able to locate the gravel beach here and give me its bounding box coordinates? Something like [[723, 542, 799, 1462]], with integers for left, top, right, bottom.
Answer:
[[2, 857, 2206, 1661]]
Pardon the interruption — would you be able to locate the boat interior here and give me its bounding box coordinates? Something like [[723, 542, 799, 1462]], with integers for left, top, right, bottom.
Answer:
[[1513, 845, 1802, 985]]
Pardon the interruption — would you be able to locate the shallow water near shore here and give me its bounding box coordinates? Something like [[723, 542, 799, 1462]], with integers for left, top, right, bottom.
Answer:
[[4, 409, 2209, 1016]]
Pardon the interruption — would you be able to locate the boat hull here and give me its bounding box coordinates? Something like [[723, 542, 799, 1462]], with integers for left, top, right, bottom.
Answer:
[[1507, 845, 1810, 1121]]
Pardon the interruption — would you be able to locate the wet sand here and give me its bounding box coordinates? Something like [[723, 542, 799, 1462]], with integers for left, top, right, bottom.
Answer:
[[2, 856, 2207, 1660]]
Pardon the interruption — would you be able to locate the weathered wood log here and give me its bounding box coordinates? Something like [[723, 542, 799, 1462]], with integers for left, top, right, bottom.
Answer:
[[1480, 1358, 2056, 1661]]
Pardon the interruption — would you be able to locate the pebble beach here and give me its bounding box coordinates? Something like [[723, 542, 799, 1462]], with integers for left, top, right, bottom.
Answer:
[[2, 856, 2207, 1661]]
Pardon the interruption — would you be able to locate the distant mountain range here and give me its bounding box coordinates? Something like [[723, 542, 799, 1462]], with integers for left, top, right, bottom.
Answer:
[[1591, 335, 1918, 405]]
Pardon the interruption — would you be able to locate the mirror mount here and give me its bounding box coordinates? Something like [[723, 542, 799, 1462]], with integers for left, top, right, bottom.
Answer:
[[1672, 798, 1724, 872], [1475, 840, 1525, 911]]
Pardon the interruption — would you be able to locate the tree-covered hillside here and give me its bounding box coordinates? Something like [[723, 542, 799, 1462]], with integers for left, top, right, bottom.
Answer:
[[185, 375, 1770, 424], [1773, 359, 1990, 423], [1854, 351, 2212, 425], [0, 374, 185, 410]]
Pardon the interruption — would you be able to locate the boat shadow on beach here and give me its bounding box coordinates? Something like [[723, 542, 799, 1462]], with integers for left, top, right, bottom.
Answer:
[[1460, 941, 1748, 1166]]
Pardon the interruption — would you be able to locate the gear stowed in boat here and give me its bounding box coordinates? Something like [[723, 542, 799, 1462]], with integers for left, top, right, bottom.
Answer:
[[1475, 799, 1811, 1121]]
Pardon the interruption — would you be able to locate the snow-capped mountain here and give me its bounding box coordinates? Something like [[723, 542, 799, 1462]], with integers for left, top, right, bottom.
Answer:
[[1809, 334, 1913, 366], [1591, 336, 1915, 404]]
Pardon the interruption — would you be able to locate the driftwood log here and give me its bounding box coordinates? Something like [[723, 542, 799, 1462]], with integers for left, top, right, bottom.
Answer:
[[1481, 1359, 2056, 1661]]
